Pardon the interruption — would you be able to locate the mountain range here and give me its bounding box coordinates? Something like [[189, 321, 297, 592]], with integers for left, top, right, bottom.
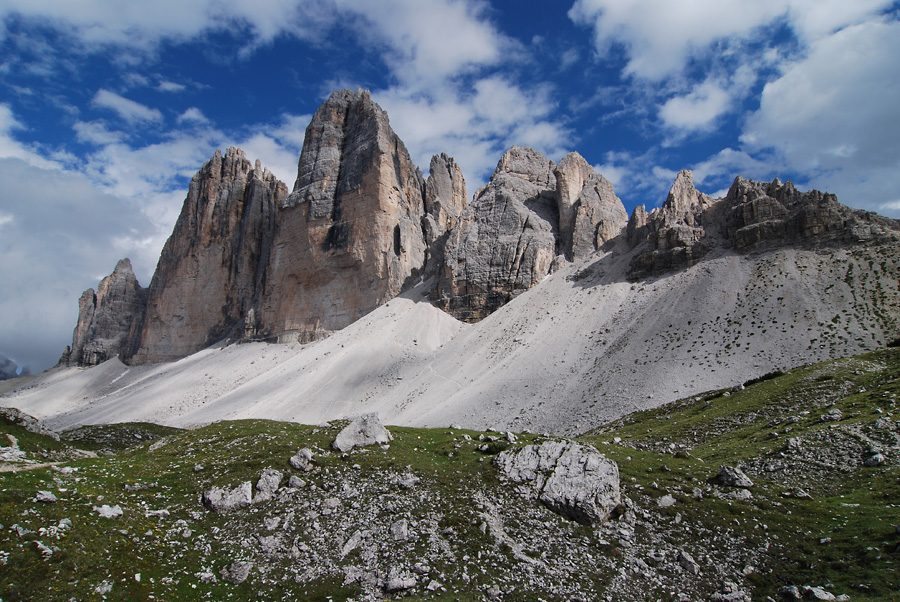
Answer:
[[4, 89, 899, 434]]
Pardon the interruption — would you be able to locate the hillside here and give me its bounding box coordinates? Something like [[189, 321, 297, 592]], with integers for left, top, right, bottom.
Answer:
[[4, 234, 899, 435], [1, 345, 898, 601]]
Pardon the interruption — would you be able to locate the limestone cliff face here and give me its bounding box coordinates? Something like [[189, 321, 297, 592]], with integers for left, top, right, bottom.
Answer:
[[255, 89, 434, 342], [724, 176, 899, 251], [435, 146, 560, 322], [61, 258, 147, 366], [128, 148, 287, 363], [554, 152, 628, 260], [435, 147, 628, 321]]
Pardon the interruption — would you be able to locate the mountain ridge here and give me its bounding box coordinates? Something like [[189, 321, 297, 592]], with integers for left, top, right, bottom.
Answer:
[[5, 89, 900, 434]]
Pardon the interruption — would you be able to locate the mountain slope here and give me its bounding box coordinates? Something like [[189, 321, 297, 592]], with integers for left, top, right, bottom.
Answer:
[[5, 231, 898, 434]]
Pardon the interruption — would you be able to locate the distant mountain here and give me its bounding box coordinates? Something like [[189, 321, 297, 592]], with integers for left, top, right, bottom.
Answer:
[[12, 89, 898, 434]]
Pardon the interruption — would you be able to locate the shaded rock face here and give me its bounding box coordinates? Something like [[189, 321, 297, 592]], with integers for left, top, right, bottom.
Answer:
[[0, 354, 18, 380], [554, 152, 628, 260], [628, 170, 715, 280], [256, 90, 435, 342], [628, 170, 900, 279], [61, 258, 147, 366], [129, 148, 287, 363], [435, 147, 628, 321]]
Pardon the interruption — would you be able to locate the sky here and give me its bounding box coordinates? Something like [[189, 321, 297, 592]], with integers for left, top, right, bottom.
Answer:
[[1, 0, 899, 373]]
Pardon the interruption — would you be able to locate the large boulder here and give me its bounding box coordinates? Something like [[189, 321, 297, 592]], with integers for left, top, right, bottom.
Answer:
[[495, 440, 620, 525], [202, 481, 253, 513], [332, 413, 393, 452]]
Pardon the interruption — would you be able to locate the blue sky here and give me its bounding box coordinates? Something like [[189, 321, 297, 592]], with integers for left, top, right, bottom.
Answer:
[[1, 0, 899, 372]]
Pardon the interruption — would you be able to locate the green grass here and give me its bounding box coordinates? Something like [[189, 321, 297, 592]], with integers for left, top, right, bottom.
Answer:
[[1, 347, 899, 600]]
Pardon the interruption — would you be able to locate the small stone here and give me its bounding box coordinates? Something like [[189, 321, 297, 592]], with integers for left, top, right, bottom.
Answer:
[[253, 469, 283, 503], [803, 586, 836, 601], [717, 466, 754, 488], [289, 448, 315, 472], [287, 476, 306, 488], [864, 453, 885, 467], [677, 549, 700, 575], [221, 561, 252, 585], [820, 408, 843, 422], [390, 519, 410, 541], [35, 491, 58, 503], [658, 494, 677, 508], [93, 504, 123, 519], [203, 482, 252, 513]]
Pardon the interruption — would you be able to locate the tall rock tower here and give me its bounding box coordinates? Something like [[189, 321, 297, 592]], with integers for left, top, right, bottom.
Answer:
[[128, 148, 287, 363], [255, 89, 433, 342]]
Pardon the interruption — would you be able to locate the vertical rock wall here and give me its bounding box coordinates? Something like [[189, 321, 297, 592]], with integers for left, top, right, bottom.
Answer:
[[127, 148, 286, 363], [255, 90, 433, 342]]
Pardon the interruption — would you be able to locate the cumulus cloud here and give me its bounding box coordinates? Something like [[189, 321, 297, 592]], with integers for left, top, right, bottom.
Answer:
[[92, 89, 163, 124], [0, 157, 157, 371], [741, 18, 900, 215], [659, 80, 731, 131]]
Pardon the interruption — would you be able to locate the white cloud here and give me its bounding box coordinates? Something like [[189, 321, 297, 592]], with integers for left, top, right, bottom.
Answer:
[[659, 80, 731, 131], [157, 80, 186, 93], [741, 18, 900, 215], [92, 89, 163, 124], [177, 107, 209, 124], [0, 157, 157, 371], [73, 120, 126, 145], [334, 0, 511, 87], [568, 0, 894, 81], [0, 104, 60, 169]]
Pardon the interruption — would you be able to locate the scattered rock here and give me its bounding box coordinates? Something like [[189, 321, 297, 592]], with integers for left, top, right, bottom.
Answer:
[[332, 413, 393, 452], [677, 549, 700, 575], [35, 490, 58, 503], [385, 568, 416, 592], [657, 494, 677, 508], [864, 453, 886, 467], [821, 408, 843, 422], [254, 469, 283, 503], [390, 519, 410, 541], [803, 586, 836, 600], [221, 561, 253, 585]]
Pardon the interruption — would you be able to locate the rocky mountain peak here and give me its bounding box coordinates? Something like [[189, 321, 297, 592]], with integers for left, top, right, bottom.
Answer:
[[554, 152, 628, 259], [127, 147, 287, 364], [61, 257, 147, 367], [493, 145, 556, 188]]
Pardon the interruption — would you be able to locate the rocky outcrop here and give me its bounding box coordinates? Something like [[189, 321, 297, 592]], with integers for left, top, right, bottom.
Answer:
[[61, 258, 147, 366], [495, 440, 620, 525], [434, 147, 559, 321], [255, 90, 438, 343], [628, 171, 900, 279], [128, 148, 287, 363], [628, 170, 715, 279], [724, 175, 898, 252], [421, 153, 467, 280], [554, 152, 628, 260]]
